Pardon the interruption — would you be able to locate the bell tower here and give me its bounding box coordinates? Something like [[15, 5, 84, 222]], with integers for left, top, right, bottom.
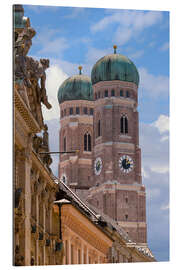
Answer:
[[87, 46, 147, 245], [58, 67, 94, 198]]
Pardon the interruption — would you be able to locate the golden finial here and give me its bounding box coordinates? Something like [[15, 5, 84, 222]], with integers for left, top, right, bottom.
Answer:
[[78, 66, 82, 75], [113, 45, 117, 54]]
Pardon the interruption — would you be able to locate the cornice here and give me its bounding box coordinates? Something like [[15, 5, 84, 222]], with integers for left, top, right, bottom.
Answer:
[[14, 86, 41, 133]]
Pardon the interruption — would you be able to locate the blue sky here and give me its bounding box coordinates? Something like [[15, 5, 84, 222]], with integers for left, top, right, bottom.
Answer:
[[23, 4, 169, 262]]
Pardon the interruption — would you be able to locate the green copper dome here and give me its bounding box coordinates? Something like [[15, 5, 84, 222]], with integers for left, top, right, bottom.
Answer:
[[91, 52, 139, 86], [57, 73, 93, 104]]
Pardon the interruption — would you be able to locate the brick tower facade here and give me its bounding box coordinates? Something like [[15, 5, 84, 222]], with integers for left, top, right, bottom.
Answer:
[[87, 47, 147, 245], [58, 49, 147, 245], [58, 68, 94, 197]]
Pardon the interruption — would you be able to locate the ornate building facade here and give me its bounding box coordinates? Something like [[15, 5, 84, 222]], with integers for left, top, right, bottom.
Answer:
[[14, 5, 155, 266]]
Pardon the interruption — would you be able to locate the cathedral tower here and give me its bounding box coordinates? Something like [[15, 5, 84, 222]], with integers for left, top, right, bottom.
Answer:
[[87, 46, 147, 245], [57, 67, 94, 196]]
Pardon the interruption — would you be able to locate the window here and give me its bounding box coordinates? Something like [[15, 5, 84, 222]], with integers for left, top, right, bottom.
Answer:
[[120, 116, 128, 134], [76, 107, 80, 114], [125, 214, 128, 221], [71, 244, 74, 264], [97, 120, 101, 137], [95, 93, 97, 100], [78, 249, 81, 264], [105, 90, 108, 97], [84, 253, 87, 264], [83, 107, 88, 114], [84, 133, 91, 151], [126, 91, 130, 98], [63, 137, 66, 152], [69, 107, 73, 115], [98, 92, 101, 99], [88, 134, 91, 151], [111, 89, 115, 97], [61, 110, 63, 118], [90, 108, 94, 115], [64, 109, 66, 116], [120, 90, 123, 97]]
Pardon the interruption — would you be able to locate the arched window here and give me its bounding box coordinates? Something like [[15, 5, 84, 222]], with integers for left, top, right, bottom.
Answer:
[[126, 91, 130, 98], [105, 90, 108, 97], [120, 116, 128, 134], [84, 133, 91, 151], [120, 90, 123, 97], [88, 134, 91, 151], [111, 89, 115, 97], [63, 137, 66, 152], [97, 120, 101, 137]]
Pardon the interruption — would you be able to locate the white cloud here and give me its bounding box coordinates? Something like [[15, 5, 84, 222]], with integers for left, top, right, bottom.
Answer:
[[42, 65, 68, 121], [160, 42, 169, 52], [85, 47, 110, 66], [140, 115, 169, 177], [139, 67, 169, 98], [151, 165, 169, 174], [91, 10, 163, 45], [160, 204, 169, 211], [128, 49, 144, 60], [33, 28, 69, 56], [152, 114, 169, 134]]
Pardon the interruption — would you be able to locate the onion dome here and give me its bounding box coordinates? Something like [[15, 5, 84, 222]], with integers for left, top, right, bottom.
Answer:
[[57, 66, 93, 104], [91, 45, 139, 86]]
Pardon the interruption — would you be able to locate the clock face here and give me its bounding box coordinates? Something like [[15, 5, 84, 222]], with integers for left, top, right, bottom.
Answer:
[[60, 173, 67, 184], [119, 155, 134, 173], [94, 157, 102, 175]]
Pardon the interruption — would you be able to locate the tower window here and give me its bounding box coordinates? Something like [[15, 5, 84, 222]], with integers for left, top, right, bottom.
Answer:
[[83, 107, 88, 114], [69, 107, 73, 115], [120, 116, 128, 134], [97, 120, 101, 137], [105, 90, 108, 97], [98, 92, 100, 99], [126, 91, 130, 98], [64, 109, 66, 116], [90, 108, 94, 115], [88, 134, 91, 151], [125, 214, 128, 221], [84, 133, 91, 151], [95, 93, 97, 100], [61, 110, 63, 118], [111, 89, 115, 97], [63, 137, 66, 152], [120, 90, 123, 97], [76, 107, 80, 114]]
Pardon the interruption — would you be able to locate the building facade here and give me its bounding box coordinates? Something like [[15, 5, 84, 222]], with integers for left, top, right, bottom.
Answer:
[[14, 5, 155, 266], [58, 47, 147, 245]]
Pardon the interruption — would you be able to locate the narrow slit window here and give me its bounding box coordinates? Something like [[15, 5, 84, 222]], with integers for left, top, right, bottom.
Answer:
[[88, 134, 91, 151], [120, 90, 123, 97], [84, 134, 87, 151], [63, 137, 66, 152], [120, 116, 128, 134], [98, 120, 101, 137], [111, 89, 115, 96], [105, 90, 108, 97], [69, 107, 73, 115], [76, 107, 79, 114]]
